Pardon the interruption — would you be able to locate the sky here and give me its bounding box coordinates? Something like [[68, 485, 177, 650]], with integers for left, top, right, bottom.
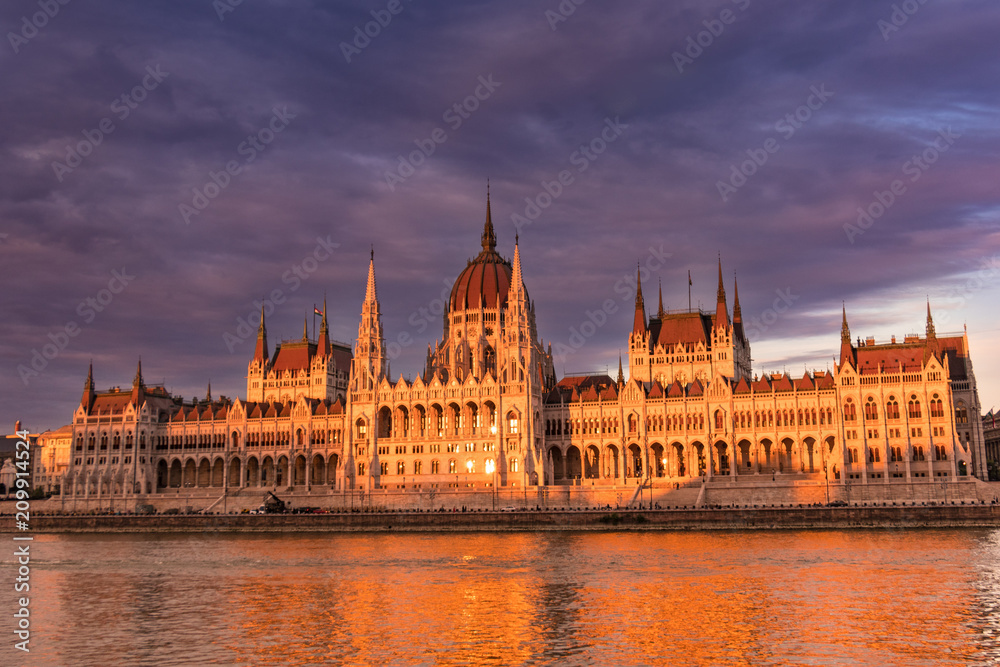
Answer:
[[2, 0, 999, 433]]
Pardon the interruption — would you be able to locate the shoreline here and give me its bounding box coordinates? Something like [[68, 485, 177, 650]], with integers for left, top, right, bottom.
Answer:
[[6, 504, 1000, 533]]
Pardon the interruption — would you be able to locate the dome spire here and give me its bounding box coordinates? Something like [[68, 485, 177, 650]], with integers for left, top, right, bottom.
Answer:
[[365, 246, 378, 304], [482, 181, 496, 253]]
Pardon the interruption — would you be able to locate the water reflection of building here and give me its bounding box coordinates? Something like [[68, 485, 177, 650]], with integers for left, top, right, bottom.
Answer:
[[56, 193, 990, 505]]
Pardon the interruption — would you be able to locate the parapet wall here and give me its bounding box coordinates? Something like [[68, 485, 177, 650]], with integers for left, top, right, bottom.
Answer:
[[8, 504, 1000, 533]]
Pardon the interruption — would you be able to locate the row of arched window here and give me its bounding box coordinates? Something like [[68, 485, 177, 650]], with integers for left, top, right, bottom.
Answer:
[[362, 458, 519, 477], [75, 431, 147, 452], [846, 396, 945, 422], [545, 418, 620, 436]]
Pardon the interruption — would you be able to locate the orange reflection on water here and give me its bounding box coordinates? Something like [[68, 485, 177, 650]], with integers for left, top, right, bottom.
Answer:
[[14, 529, 1000, 666]]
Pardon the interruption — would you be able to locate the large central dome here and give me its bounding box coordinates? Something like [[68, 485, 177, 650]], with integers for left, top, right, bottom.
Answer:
[[449, 194, 522, 311]]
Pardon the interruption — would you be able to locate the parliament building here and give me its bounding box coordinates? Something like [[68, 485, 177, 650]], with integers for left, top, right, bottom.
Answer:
[[59, 194, 990, 507]]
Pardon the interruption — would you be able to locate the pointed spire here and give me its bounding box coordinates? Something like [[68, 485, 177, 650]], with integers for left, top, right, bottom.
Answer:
[[839, 303, 855, 368], [733, 276, 742, 323], [926, 298, 937, 339], [130, 358, 145, 405], [841, 303, 850, 344], [657, 279, 664, 317], [318, 294, 331, 356], [206, 381, 212, 402], [253, 303, 269, 364], [632, 262, 647, 335], [303, 314, 309, 341], [82, 361, 96, 412], [481, 182, 497, 254], [511, 236, 525, 295], [717, 255, 726, 304], [715, 256, 730, 328], [364, 247, 378, 304], [617, 354, 625, 386]]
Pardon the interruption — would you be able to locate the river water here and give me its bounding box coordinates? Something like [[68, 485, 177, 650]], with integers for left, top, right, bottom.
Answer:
[[4, 529, 1000, 666]]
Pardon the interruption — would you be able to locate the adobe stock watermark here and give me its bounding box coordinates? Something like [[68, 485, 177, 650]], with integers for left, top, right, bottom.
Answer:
[[843, 127, 960, 244], [179, 106, 296, 224], [553, 244, 671, 364], [545, 0, 587, 31], [672, 0, 751, 73], [222, 235, 339, 352], [742, 288, 799, 342], [212, 0, 244, 21], [51, 64, 169, 182], [878, 0, 932, 41], [383, 75, 501, 191], [17, 268, 137, 385], [7, 0, 71, 54], [716, 84, 834, 202], [511, 116, 628, 233], [340, 0, 414, 63]]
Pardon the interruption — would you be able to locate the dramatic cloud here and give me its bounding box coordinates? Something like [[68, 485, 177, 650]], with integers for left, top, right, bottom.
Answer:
[[2, 0, 999, 431]]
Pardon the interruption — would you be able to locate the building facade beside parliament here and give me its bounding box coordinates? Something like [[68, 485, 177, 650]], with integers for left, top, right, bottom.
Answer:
[[58, 194, 990, 507]]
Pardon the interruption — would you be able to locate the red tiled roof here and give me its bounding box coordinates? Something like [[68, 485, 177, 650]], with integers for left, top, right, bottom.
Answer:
[[330, 344, 352, 372], [772, 374, 794, 392], [91, 394, 131, 413], [794, 373, 815, 390], [650, 312, 714, 350], [272, 342, 312, 372], [733, 377, 751, 394], [556, 374, 613, 389]]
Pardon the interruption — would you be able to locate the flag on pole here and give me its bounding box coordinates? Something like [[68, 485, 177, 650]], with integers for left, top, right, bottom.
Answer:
[[313, 305, 323, 316]]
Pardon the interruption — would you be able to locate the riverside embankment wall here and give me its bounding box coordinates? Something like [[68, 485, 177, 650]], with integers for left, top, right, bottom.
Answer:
[[9, 505, 1000, 533]]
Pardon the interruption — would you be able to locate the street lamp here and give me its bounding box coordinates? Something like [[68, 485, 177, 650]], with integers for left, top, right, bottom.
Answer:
[[486, 458, 496, 510]]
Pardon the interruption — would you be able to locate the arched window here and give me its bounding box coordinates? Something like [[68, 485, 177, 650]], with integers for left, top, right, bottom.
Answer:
[[908, 397, 921, 419], [864, 398, 878, 421], [448, 459, 457, 474], [431, 460, 440, 474], [930, 396, 944, 418], [507, 411, 519, 434], [955, 404, 968, 424], [886, 398, 899, 420], [715, 410, 724, 430]]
